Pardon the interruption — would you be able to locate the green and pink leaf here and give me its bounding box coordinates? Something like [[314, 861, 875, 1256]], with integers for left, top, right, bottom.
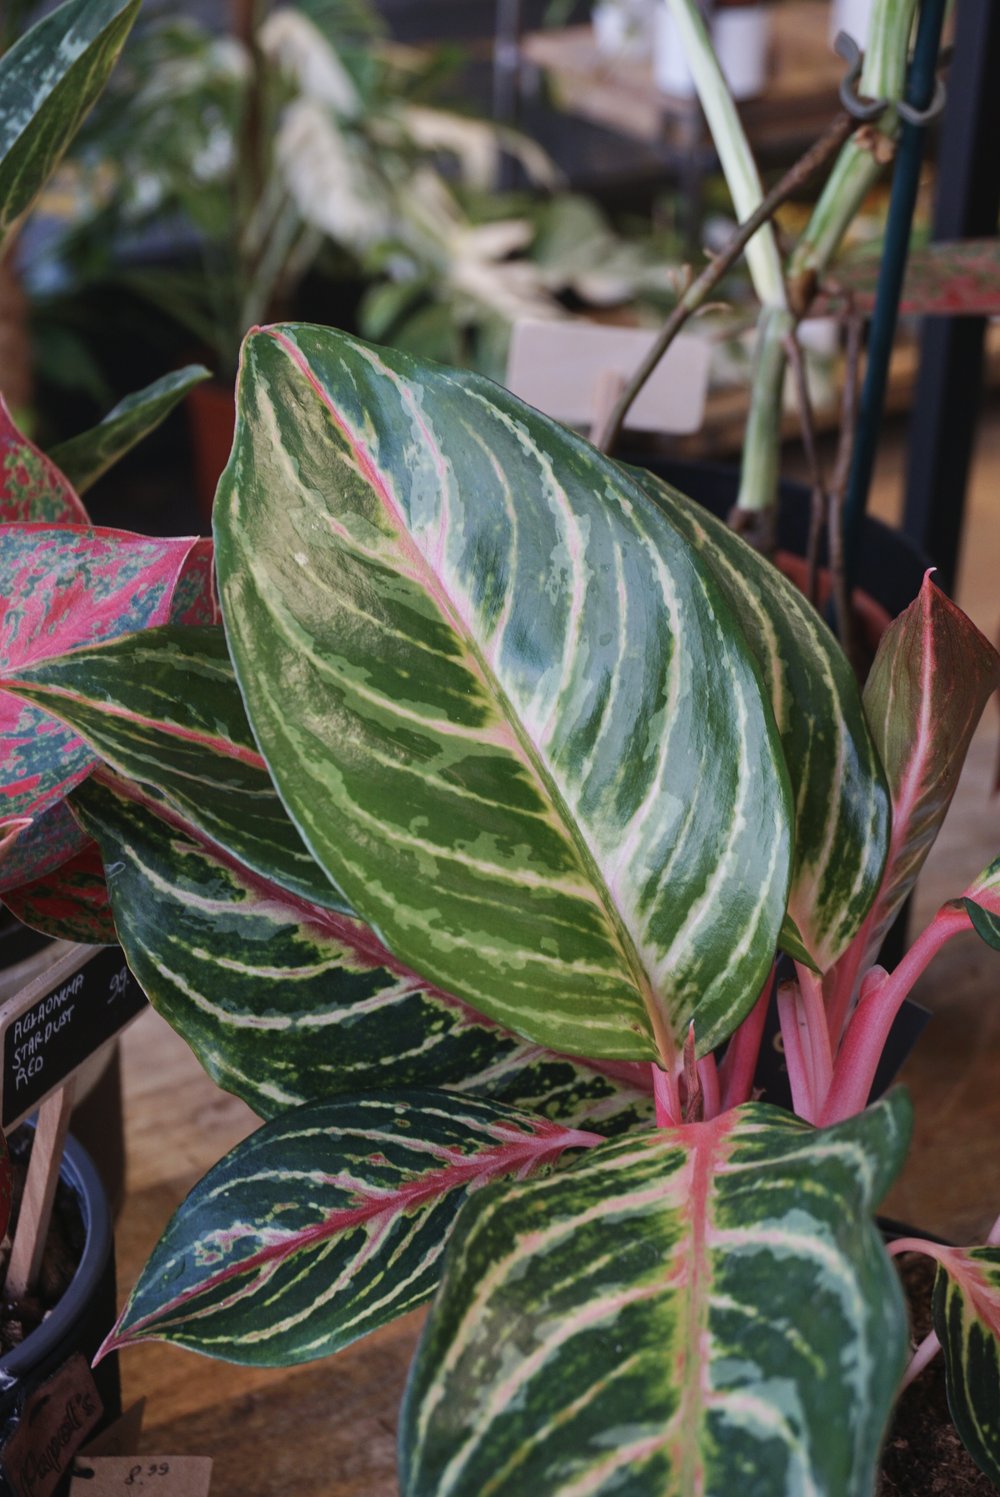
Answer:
[[629, 464, 889, 974], [829, 576, 1000, 1023], [0, 526, 214, 889], [0, 398, 89, 524], [99, 1091, 602, 1367], [400, 1093, 912, 1497], [70, 771, 654, 1130], [6, 625, 343, 911], [215, 324, 793, 1067]]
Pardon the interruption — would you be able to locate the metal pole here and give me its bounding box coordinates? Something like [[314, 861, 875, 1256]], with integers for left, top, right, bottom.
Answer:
[[841, 0, 947, 598]]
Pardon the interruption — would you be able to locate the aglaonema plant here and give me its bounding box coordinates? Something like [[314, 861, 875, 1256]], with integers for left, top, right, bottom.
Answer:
[[5, 3, 1000, 1493], [3, 318, 1000, 1493]]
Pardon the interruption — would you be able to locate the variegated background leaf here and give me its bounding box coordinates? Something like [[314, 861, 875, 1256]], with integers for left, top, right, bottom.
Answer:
[[215, 324, 793, 1067], [71, 773, 654, 1130], [629, 465, 889, 973], [7, 625, 345, 911], [49, 364, 210, 495], [100, 1092, 602, 1366], [931, 1244, 1000, 1485], [0, 526, 213, 889], [1, 839, 115, 943], [1, 396, 89, 523], [0, 0, 141, 250], [401, 1094, 912, 1497]]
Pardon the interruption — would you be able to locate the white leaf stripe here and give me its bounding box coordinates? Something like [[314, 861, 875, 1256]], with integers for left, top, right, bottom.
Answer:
[[72, 773, 655, 1130], [216, 324, 792, 1065], [627, 465, 890, 972], [100, 1093, 603, 1366], [401, 1095, 912, 1497]]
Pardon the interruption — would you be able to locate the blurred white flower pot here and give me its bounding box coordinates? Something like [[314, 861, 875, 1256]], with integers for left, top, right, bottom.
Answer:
[[654, 2, 771, 101]]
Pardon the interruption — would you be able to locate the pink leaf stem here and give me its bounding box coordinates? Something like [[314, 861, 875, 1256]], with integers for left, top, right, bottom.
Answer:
[[698, 1052, 721, 1121], [718, 966, 775, 1111], [820, 904, 974, 1124], [652, 1063, 682, 1127], [776, 980, 819, 1122], [901, 1329, 941, 1388], [795, 960, 834, 1088]]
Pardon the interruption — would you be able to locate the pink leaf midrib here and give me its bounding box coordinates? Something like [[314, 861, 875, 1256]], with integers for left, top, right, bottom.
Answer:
[[99, 1118, 601, 1353]]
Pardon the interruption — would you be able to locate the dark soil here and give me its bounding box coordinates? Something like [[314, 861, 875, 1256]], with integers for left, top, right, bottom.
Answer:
[[0, 1128, 83, 1353], [879, 1253, 997, 1495]]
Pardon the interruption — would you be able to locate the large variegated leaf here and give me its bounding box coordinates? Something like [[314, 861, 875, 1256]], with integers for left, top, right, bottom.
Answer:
[[215, 324, 793, 1066], [930, 1245, 1000, 1484], [99, 1092, 602, 1367], [849, 577, 1000, 972], [401, 1093, 912, 1497], [964, 855, 1000, 950], [629, 465, 889, 972], [0, 526, 212, 890], [0, 0, 140, 250], [49, 365, 211, 495], [7, 625, 347, 911], [71, 773, 654, 1130], [1, 840, 115, 944], [0, 397, 89, 523]]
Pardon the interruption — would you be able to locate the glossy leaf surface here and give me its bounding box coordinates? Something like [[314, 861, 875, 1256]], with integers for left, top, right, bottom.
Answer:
[[857, 576, 1000, 964], [49, 364, 211, 494], [630, 465, 889, 972], [932, 1245, 1000, 1485], [0, 0, 140, 250], [0, 525, 210, 890], [9, 625, 345, 911], [0, 397, 89, 523], [402, 1094, 911, 1497], [2, 840, 115, 943], [215, 324, 793, 1065], [101, 1092, 602, 1366], [71, 773, 655, 1129]]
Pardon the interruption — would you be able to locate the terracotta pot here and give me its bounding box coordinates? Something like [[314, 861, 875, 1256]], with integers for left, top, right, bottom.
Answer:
[[186, 381, 235, 527]]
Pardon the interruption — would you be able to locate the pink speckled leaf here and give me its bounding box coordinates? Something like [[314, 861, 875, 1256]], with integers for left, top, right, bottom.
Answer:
[[0, 398, 90, 524], [169, 537, 220, 626], [0, 524, 208, 889], [3, 840, 115, 944], [818, 240, 1000, 318]]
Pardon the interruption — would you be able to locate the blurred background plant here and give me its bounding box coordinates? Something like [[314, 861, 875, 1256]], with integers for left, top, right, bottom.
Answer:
[[25, 0, 686, 397]]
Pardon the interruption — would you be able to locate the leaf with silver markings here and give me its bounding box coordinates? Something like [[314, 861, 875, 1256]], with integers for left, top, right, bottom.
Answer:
[[99, 1092, 602, 1367]]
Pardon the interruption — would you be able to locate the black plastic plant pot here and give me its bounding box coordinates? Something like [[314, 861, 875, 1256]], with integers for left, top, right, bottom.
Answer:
[[0, 1132, 121, 1495]]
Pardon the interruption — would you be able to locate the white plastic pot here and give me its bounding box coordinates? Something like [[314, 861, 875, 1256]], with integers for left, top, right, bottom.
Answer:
[[653, 2, 771, 101]]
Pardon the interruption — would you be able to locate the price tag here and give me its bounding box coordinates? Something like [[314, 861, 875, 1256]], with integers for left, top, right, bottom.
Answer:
[[70, 1457, 212, 1496], [0, 944, 147, 1131], [505, 319, 711, 435]]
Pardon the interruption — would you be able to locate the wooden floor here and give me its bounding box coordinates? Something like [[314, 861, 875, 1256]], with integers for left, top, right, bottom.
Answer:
[[114, 409, 1000, 1492]]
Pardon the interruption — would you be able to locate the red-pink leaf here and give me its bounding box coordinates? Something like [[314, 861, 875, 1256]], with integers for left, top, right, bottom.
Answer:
[[818, 240, 1000, 318], [0, 398, 89, 524], [831, 577, 1000, 1010], [169, 537, 219, 626], [0, 524, 209, 888], [2, 840, 115, 944]]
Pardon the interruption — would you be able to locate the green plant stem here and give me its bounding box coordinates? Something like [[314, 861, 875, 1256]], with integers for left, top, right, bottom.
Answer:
[[735, 0, 917, 524], [665, 0, 786, 308], [732, 305, 793, 526], [593, 112, 856, 455]]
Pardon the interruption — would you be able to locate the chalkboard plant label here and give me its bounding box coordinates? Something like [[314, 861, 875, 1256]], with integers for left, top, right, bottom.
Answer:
[[0, 944, 145, 1131]]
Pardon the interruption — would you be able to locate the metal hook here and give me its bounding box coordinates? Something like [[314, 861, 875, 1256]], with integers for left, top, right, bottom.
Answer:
[[898, 76, 947, 127], [835, 31, 889, 122]]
